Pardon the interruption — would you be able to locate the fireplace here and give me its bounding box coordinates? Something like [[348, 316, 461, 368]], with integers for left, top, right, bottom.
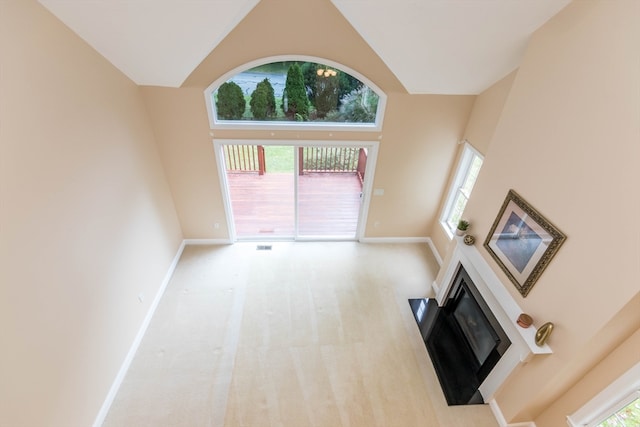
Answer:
[[410, 265, 510, 405], [411, 241, 553, 407]]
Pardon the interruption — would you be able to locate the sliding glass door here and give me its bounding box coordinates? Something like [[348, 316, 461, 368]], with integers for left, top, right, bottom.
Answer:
[[217, 141, 374, 241]]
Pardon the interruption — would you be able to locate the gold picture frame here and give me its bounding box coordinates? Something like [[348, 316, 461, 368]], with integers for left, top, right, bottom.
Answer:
[[484, 190, 566, 297]]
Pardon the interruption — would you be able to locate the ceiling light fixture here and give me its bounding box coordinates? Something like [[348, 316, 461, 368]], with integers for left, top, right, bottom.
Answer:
[[317, 67, 337, 77]]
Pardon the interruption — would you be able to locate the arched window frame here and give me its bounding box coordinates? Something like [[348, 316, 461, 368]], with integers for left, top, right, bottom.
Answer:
[[203, 55, 387, 132]]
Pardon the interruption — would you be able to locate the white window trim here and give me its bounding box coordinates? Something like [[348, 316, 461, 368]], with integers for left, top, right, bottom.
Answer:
[[566, 361, 640, 427], [203, 55, 387, 132], [439, 141, 483, 238]]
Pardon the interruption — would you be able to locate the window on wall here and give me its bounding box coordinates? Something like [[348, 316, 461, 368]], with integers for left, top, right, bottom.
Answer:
[[440, 142, 483, 238], [567, 363, 640, 427], [591, 393, 640, 426], [204, 58, 386, 131]]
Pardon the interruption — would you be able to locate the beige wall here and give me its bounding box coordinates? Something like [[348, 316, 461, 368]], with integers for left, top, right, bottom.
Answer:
[[140, 87, 229, 239], [0, 2, 183, 426], [183, 0, 405, 92], [453, 0, 640, 423], [430, 71, 517, 255], [367, 94, 473, 238], [144, 0, 474, 241], [461, 70, 517, 156], [535, 297, 640, 427]]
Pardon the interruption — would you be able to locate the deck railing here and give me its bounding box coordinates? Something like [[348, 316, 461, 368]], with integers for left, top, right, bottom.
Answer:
[[224, 145, 265, 175], [223, 145, 366, 181], [299, 147, 366, 180]]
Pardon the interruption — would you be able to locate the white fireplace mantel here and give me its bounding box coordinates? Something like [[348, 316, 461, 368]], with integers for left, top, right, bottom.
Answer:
[[431, 239, 552, 399]]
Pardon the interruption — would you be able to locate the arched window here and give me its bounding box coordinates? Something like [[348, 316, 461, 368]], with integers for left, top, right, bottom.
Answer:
[[204, 56, 386, 131]]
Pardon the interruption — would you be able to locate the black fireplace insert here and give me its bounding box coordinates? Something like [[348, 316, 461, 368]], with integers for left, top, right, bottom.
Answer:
[[409, 265, 511, 405]]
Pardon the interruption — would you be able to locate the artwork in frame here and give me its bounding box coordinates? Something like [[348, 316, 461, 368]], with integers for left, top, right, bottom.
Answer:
[[484, 189, 566, 297]]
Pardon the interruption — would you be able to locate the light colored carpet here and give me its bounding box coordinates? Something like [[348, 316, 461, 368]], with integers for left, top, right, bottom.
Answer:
[[103, 242, 499, 427]]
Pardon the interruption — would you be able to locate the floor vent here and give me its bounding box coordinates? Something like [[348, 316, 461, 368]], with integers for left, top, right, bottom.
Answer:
[[256, 245, 273, 251]]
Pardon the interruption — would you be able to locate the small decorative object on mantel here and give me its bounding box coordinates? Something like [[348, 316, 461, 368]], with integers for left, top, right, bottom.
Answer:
[[535, 322, 554, 346], [456, 219, 470, 236], [517, 313, 533, 328], [463, 234, 476, 246], [483, 189, 567, 297]]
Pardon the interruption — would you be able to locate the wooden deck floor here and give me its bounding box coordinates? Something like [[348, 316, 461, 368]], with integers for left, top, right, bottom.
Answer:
[[227, 172, 363, 238]]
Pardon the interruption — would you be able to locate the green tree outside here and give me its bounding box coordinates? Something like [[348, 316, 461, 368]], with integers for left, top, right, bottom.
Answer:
[[216, 61, 377, 123], [250, 78, 276, 119], [216, 81, 246, 120], [314, 73, 340, 118], [282, 63, 309, 120], [326, 86, 378, 123]]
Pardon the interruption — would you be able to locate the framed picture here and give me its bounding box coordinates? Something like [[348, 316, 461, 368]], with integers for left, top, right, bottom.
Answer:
[[484, 190, 566, 297]]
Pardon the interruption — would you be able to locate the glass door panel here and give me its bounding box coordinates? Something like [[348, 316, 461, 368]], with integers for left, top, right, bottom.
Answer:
[[297, 146, 364, 239], [225, 144, 295, 239]]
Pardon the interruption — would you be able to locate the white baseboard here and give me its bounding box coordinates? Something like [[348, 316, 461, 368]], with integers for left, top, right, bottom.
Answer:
[[359, 237, 443, 266], [184, 238, 233, 245], [425, 238, 443, 266], [93, 240, 186, 427], [359, 236, 430, 244], [431, 279, 441, 296], [489, 399, 537, 427]]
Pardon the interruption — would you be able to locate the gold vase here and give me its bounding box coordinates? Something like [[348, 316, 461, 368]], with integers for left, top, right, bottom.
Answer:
[[535, 322, 554, 346]]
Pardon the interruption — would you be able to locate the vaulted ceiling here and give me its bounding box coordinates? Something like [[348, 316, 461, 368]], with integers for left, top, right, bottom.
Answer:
[[37, 0, 571, 94]]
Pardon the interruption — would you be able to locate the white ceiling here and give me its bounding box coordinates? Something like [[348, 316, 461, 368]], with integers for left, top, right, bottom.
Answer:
[[37, 0, 261, 88], [38, 0, 571, 94], [331, 0, 572, 94]]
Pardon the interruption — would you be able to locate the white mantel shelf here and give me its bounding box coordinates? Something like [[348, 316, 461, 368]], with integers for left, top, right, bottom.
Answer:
[[431, 238, 552, 399]]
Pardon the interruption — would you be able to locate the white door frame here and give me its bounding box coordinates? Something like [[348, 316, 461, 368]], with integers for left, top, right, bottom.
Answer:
[[213, 139, 379, 242]]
